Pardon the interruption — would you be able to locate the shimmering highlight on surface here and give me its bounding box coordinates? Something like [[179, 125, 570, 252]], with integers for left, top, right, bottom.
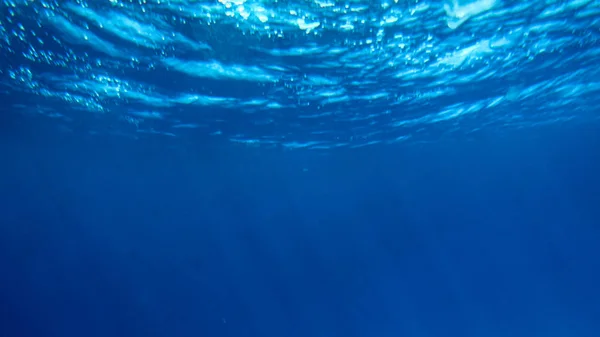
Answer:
[[1, 0, 599, 148]]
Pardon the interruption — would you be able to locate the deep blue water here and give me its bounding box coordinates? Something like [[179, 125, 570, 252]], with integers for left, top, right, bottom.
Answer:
[[2, 0, 600, 336], [1, 119, 600, 337]]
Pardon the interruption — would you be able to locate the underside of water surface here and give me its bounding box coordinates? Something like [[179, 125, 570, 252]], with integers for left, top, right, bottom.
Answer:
[[1, 0, 599, 148]]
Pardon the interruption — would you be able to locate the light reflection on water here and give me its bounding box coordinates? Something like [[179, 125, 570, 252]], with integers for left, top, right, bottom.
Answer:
[[1, 0, 599, 148]]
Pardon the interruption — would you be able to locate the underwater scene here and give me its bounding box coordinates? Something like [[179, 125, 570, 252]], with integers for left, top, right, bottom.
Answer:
[[1, 0, 599, 336]]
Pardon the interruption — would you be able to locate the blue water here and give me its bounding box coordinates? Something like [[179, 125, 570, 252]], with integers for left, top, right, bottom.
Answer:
[[2, 0, 600, 336]]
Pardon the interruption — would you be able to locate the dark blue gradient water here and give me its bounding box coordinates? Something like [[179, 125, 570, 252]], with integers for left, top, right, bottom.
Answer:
[[1, 120, 600, 337], [2, 0, 600, 336]]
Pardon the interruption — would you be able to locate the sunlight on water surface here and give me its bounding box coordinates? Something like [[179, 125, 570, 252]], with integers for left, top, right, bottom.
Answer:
[[1, 0, 599, 148]]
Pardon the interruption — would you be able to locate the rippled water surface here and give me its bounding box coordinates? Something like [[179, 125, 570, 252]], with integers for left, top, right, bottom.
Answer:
[[1, 0, 599, 149]]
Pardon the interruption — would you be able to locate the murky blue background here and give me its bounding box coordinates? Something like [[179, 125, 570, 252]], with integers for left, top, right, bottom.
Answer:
[[2, 123, 600, 337], [2, 0, 600, 336]]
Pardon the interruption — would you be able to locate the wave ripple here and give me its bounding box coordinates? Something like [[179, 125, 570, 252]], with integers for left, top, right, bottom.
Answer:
[[1, 0, 599, 148]]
